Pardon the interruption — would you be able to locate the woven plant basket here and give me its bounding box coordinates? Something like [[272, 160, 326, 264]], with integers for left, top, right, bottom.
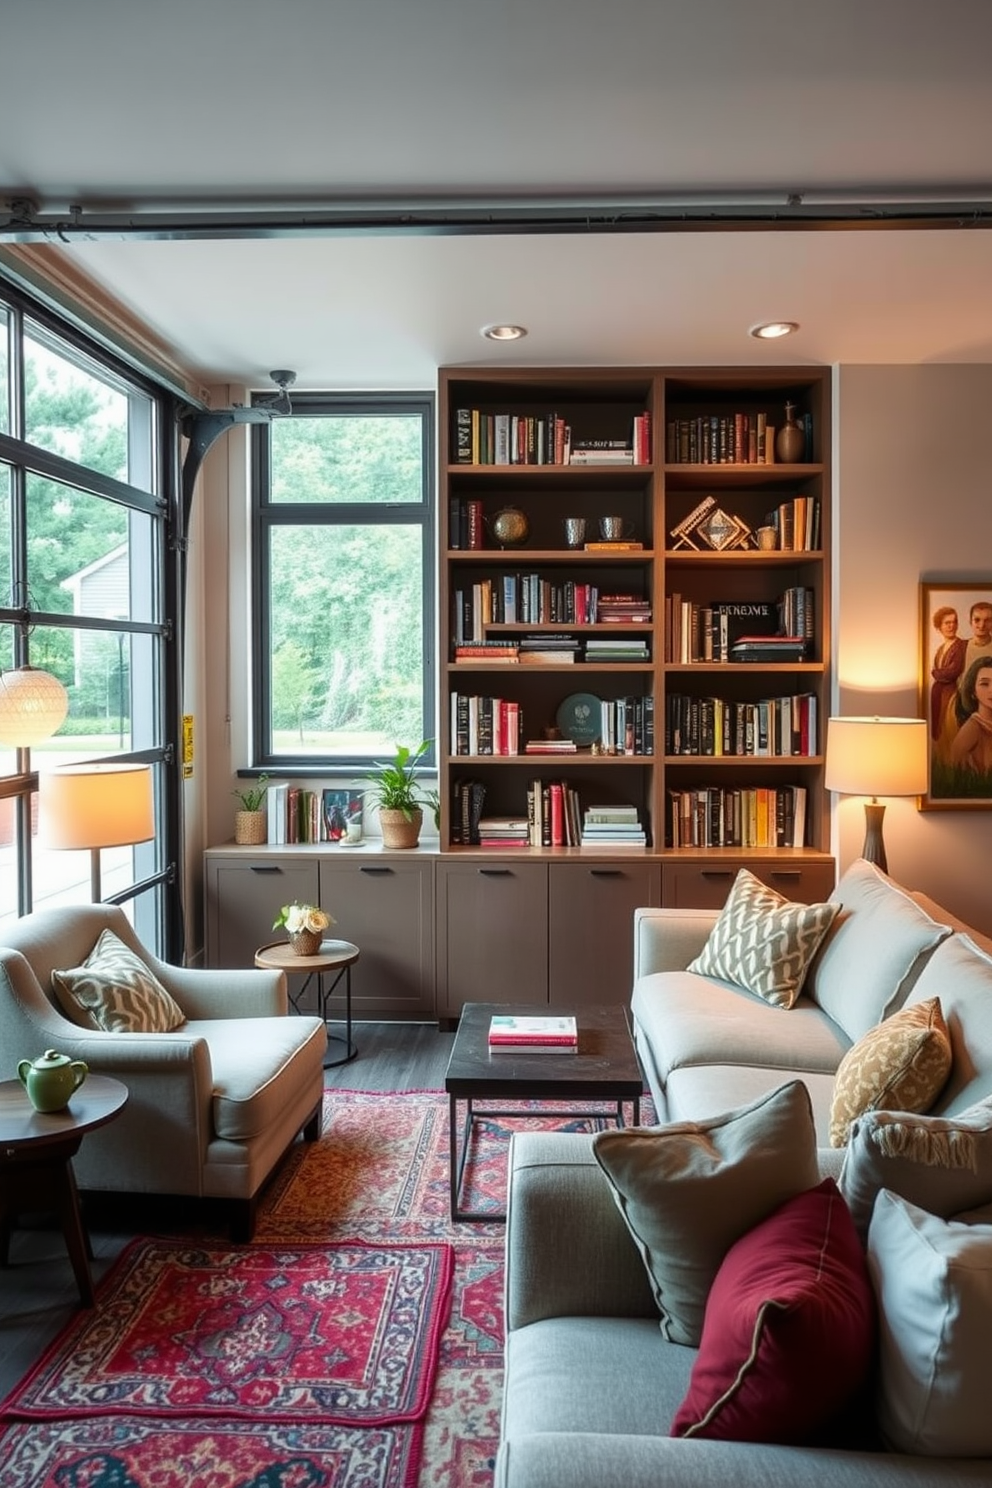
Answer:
[[289, 928, 323, 957], [378, 807, 423, 850], [234, 810, 267, 845]]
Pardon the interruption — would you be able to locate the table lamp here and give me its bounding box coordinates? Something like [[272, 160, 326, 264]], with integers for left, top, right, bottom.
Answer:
[[39, 762, 154, 901], [824, 716, 928, 874]]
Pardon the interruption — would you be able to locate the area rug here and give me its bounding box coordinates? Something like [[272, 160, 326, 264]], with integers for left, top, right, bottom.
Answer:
[[0, 1238, 452, 1426]]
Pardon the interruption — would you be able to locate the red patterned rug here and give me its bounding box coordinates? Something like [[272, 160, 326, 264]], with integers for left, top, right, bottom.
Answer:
[[0, 1087, 652, 1488]]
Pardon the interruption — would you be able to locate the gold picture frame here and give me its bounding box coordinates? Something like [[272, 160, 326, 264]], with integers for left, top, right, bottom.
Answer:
[[919, 580, 992, 810]]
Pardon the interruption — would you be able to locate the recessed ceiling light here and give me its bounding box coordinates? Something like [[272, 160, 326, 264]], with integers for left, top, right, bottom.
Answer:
[[749, 321, 800, 340], [481, 324, 528, 341]]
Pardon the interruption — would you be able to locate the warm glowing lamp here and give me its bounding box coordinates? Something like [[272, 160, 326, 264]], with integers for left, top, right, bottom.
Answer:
[[39, 763, 154, 901], [0, 665, 69, 747], [824, 716, 928, 874]]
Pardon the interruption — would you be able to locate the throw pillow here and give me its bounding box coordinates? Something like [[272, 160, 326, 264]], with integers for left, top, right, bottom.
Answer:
[[686, 868, 839, 1009], [902, 933, 992, 1118], [868, 1189, 992, 1457], [806, 858, 952, 1043], [840, 1098, 992, 1243], [52, 929, 186, 1034], [592, 1080, 820, 1346], [828, 997, 952, 1148], [670, 1178, 875, 1443]]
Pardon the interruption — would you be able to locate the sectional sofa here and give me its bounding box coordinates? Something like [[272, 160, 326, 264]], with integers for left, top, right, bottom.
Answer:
[[497, 860, 992, 1487]]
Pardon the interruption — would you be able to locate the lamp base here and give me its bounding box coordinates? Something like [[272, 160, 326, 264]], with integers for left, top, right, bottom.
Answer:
[[862, 802, 887, 875]]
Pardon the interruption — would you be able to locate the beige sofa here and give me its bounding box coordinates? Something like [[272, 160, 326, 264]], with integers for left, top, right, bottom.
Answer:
[[0, 904, 326, 1239], [498, 861, 992, 1487]]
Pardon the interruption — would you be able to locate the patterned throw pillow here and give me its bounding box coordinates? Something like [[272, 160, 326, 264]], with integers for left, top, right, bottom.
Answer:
[[687, 868, 839, 1009], [52, 928, 186, 1033], [829, 997, 951, 1148]]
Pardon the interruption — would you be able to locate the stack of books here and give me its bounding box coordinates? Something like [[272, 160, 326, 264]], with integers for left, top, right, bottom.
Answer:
[[518, 633, 582, 664], [488, 1014, 579, 1053], [596, 593, 652, 623], [729, 635, 807, 664], [580, 803, 647, 846], [477, 816, 530, 847], [524, 738, 578, 755], [584, 636, 650, 663]]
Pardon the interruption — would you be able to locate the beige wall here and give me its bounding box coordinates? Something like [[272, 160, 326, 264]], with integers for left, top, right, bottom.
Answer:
[[834, 365, 992, 935]]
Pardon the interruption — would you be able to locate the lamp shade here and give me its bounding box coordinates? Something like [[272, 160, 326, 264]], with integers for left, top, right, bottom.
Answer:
[[824, 717, 928, 798], [39, 763, 155, 850], [0, 665, 69, 747]]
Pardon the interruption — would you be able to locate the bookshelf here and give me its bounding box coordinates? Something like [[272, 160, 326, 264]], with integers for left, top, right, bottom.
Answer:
[[438, 366, 834, 910]]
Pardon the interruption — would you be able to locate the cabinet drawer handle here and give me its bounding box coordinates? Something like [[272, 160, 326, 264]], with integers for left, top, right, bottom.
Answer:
[[769, 871, 801, 881], [700, 870, 733, 879], [479, 867, 511, 876], [249, 865, 282, 874], [360, 866, 394, 875], [590, 869, 623, 877]]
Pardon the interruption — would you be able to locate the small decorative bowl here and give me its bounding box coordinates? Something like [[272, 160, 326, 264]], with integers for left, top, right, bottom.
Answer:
[[289, 929, 323, 957]]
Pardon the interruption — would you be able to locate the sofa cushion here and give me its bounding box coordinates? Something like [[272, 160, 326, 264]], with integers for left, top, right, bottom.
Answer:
[[671, 1179, 875, 1444], [51, 929, 186, 1034], [839, 1099, 992, 1243], [905, 934, 992, 1118], [807, 859, 952, 1043], [868, 1189, 992, 1457], [592, 1081, 820, 1347], [686, 868, 838, 1010], [189, 1017, 327, 1141], [828, 997, 952, 1148], [664, 1064, 839, 1149]]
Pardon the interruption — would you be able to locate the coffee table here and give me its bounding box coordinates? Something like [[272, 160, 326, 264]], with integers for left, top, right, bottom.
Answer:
[[444, 1002, 643, 1222], [0, 1074, 129, 1307]]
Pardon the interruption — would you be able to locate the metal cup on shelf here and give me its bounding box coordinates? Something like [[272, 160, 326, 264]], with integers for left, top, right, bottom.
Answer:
[[563, 517, 587, 548]]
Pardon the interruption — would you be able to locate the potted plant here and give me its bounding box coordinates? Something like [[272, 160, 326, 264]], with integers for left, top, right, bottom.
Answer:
[[233, 774, 269, 845], [273, 900, 334, 957], [365, 740, 433, 849]]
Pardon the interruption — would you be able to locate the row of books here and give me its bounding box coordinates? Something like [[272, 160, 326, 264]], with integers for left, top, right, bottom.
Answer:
[[265, 784, 364, 845], [450, 693, 522, 756], [763, 496, 821, 552], [664, 594, 814, 664], [667, 785, 808, 849], [452, 578, 650, 635], [665, 693, 818, 757], [453, 408, 651, 467], [598, 695, 655, 756], [453, 636, 650, 665], [665, 411, 813, 465]]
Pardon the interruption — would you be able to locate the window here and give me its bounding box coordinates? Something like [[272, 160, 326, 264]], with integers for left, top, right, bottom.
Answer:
[[0, 284, 174, 945], [252, 394, 435, 769]]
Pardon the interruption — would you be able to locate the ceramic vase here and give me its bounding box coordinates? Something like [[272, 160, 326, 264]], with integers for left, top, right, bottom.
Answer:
[[775, 402, 805, 464]]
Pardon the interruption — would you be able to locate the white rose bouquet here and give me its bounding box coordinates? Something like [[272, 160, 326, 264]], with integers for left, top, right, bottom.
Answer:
[[272, 902, 334, 934]]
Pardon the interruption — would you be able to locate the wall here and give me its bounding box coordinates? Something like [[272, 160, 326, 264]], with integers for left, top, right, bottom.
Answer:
[[834, 365, 992, 935]]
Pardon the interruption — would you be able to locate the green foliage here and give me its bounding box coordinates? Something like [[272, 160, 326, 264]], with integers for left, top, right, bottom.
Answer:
[[364, 741, 433, 819], [233, 774, 269, 812]]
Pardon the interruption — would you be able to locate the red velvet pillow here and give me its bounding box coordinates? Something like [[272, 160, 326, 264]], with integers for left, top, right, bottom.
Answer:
[[670, 1178, 875, 1444]]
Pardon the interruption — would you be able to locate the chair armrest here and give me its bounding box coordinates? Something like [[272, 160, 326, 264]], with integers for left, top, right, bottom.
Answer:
[[505, 1132, 657, 1332], [151, 962, 288, 1019], [633, 907, 718, 978]]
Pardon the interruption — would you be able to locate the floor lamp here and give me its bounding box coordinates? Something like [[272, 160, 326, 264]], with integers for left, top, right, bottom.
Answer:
[[39, 763, 155, 902], [824, 717, 928, 875]]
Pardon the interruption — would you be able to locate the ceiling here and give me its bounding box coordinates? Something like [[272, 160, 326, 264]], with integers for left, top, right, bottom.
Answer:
[[4, 0, 992, 392]]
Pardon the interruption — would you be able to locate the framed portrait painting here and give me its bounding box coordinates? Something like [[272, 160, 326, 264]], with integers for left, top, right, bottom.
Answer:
[[919, 581, 992, 809]]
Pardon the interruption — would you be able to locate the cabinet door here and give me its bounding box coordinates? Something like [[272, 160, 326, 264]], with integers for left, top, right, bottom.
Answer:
[[318, 858, 435, 1017], [662, 858, 836, 910], [205, 856, 319, 968], [549, 861, 661, 1006], [436, 861, 548, 1018]]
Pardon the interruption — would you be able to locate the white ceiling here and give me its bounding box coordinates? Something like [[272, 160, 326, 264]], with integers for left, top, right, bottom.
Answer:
[[4, 0, 992, 391]]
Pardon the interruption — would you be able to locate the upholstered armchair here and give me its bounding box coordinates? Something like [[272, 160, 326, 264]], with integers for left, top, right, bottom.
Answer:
[[0, 903, 326, 1240]]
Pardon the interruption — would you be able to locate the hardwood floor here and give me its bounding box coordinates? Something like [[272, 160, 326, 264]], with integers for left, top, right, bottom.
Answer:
[[0, 1020, 456, 1397]]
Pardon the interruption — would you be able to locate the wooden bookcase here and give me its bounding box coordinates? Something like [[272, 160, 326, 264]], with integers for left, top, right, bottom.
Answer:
[[438, 365, 834, 909]]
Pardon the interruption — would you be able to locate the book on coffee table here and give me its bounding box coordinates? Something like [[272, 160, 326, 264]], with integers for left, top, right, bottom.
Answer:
[[488, 1014, 578, 1052]]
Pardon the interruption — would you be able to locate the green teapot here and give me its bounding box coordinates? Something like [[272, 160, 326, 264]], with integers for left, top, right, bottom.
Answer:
[[17, 1048, 88, 1113]]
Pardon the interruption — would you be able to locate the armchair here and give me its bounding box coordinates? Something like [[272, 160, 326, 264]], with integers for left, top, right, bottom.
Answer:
[[0, 904, 326, 1240]]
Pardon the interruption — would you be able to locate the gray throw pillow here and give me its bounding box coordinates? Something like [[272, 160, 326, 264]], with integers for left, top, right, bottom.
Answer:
[[592, 1080, 820, 1346]]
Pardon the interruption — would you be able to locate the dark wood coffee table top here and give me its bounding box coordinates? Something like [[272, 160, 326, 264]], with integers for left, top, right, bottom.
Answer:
[[445, 1002, 643, 1102]]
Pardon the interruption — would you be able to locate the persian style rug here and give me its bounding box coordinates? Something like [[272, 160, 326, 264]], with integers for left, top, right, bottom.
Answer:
[[0, 1088, 653, 1488]]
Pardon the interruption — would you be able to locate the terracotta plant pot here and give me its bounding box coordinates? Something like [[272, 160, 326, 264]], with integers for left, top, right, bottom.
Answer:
[[378, 807, 423, 849], [289, 929, 323, 956], [234, 810, 267, 845]]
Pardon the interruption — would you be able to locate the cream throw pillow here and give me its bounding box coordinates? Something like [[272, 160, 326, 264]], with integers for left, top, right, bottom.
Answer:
[[829, 997, 951, 1148], [687, 868, 839, 1009], [52, 928, 186, 1033], [869, 1190, 992, 1457], [592, 1080, 820, 1346]]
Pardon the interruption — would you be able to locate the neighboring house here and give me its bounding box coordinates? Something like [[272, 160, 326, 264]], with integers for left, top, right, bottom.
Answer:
[[60, 543, 129, 688]]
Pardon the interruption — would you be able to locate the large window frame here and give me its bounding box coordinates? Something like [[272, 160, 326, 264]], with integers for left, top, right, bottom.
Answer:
[[0, 277, 179, 950], [250, 392, 436, 773]]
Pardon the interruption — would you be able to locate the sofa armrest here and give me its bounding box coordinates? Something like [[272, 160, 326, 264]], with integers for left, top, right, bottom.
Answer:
[[633, 907, 718, 979], [150, 961, 288, 1019], [505, 1131, 657, 1331]]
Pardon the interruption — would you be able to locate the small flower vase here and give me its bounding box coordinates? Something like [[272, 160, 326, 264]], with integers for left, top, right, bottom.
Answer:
[[289, 929, 323, 956], [775, 402, 805, 464]]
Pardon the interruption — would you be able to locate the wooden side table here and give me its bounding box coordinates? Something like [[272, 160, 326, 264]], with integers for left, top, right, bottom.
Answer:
[[0, 1074, 129, 1307], [255, 938, 360, 1068]]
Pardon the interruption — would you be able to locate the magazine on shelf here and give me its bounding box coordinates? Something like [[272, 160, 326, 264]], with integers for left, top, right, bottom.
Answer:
[[488, 1014, 579, 1050]]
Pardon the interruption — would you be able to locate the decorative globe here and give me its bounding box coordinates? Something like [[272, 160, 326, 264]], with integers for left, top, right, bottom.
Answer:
[[490, 507, 530, 547]]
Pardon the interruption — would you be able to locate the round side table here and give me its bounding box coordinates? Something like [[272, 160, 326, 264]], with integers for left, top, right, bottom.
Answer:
[[0, 1073, 129, 1307], [255, 938, 360, 1068]]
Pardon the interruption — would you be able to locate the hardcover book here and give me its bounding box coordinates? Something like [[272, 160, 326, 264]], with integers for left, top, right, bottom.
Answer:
[[488, 1014, 578, 1049]]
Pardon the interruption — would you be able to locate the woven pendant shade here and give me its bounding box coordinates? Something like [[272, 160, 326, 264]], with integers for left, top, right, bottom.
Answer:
[[0, 665, 69, 747]]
